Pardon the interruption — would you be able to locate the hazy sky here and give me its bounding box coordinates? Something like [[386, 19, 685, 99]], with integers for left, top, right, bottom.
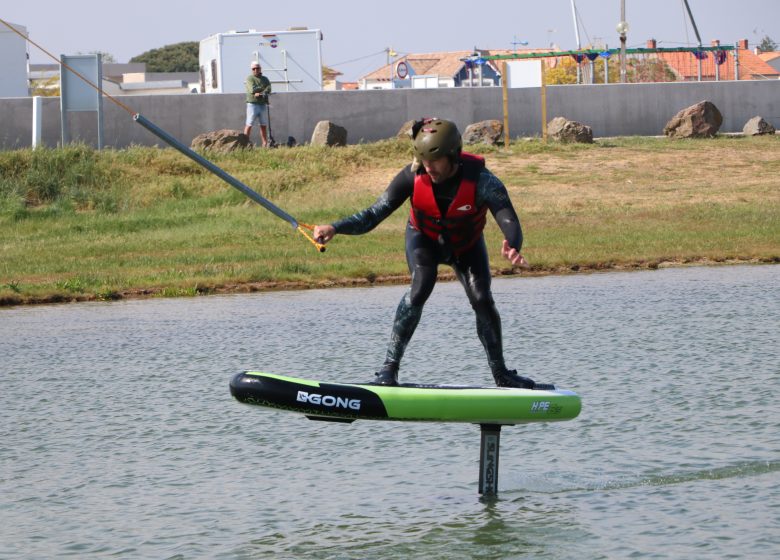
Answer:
[[5, 0, 779, 81]]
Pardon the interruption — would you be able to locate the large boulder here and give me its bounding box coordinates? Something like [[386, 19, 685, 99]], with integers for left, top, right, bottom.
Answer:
[[311, 120, 347, 146], [663, 100, 723, 138], [191, 129, 251, 152], [743, 116, 776, 136], [463, 120, 503, 145], [548, 117, 593, 143], [397, 119, 415, 139]]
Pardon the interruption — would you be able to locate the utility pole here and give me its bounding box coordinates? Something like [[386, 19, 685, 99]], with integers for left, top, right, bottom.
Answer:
[[617, 0, 628, 83], [571, 0, 582, 84]]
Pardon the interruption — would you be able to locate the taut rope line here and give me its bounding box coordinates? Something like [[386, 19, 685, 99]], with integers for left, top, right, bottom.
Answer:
[[0, 16, 326, 252], [0, 17, 135, 115]]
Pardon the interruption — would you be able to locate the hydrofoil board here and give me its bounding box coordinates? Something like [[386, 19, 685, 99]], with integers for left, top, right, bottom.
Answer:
[[230, 371, 581, 425]]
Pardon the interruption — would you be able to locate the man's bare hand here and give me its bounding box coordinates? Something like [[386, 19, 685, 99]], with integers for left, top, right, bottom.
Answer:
[[501, 239, 529, 268], [313, 225, 336, 244]]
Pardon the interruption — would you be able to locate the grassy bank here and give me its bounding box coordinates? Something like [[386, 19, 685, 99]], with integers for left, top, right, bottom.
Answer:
[[1, 135, 778, 306]]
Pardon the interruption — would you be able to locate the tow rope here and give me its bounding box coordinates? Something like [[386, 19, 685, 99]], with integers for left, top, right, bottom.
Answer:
[[1, 17, 325, 252]]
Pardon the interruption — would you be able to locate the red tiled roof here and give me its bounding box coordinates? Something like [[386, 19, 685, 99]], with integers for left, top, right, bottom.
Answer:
[[358, 49, 555, 82], [360, 51, 473, 82], [758, 51, 780, 63], [359, 46, 778, 84], [656, 49, 779, 80]]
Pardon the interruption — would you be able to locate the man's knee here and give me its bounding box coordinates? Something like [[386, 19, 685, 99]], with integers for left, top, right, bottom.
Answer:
[[468, 289, 496, 314], [407, 285, 431, 307], [408, 272, 436, 306]]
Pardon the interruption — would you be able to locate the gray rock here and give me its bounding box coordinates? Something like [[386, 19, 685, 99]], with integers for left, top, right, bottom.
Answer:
[[191, 129, 251, 153], [463, 120, 503, 145], [311, 121, 347, 147], [397, 119, 416, 139], [663, 100, 723, 138], [742, 116, 776, 136], [547, 117, 593, 143]]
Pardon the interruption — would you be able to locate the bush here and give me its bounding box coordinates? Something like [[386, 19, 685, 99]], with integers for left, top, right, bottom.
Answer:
[[0, 145, 122, 211], [130, 42, 199, 72]]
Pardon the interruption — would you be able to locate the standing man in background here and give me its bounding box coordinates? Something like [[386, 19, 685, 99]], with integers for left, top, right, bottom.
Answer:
[[244, 62, 272, 147]]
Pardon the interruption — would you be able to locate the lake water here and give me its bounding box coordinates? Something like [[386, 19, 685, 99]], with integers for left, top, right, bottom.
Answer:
[[1, 265, 778, 559]]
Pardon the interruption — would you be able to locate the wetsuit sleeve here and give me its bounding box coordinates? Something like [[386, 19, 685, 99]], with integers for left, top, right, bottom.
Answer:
[[477, 170, 523, 251], [332, 166, 414, 235]]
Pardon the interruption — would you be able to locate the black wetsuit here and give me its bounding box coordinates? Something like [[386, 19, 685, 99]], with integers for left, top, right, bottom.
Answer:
[[332, 161, 523, 377]]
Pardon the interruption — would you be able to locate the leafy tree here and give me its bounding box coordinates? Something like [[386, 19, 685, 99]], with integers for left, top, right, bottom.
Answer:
[[544, 56, 623, 85], [322, 65, 340, 78], [597, 58, 623, 83], [546, 55, 675, 85], [758, 35, 778, 52], [627, 58, 677, 83], [130, 42, 199, 72], [544, 57, 578, 85]]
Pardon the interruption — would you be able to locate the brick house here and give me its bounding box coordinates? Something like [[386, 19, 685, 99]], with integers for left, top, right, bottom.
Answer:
[[648, 38, 780, 81]]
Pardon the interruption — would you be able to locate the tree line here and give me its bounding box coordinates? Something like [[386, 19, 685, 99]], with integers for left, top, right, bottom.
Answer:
[[130, 42, 200, 72]]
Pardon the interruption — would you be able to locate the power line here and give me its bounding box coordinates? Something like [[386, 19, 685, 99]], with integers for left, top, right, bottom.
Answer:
[[329, 49, 388, 68]]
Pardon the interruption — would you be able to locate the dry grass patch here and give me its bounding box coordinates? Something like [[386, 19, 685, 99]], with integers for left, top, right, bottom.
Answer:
[[490, 140, 779, 214]]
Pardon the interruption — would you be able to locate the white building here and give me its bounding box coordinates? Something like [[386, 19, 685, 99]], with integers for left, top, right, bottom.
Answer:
[[0, 21, 29, 97], [199, 28, 323, 93]]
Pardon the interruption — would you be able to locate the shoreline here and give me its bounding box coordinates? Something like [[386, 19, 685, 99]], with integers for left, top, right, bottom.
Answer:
[[3, 137, 777, 309], [2, 257, 775, 309]]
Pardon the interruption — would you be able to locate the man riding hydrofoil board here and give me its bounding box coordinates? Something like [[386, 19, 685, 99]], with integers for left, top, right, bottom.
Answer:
[[314, 118, 540, 389]]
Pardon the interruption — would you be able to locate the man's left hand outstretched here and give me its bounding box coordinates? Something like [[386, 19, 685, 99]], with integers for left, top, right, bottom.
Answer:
[[501, 239, 529, 268], [313, 224, 336, 244]]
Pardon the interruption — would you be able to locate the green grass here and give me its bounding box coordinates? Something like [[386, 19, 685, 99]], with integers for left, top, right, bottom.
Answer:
[[1, 136, 778, 305]]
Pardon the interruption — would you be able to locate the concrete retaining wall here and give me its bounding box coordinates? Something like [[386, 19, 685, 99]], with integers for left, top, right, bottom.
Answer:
[[1, 80, 778, 150]]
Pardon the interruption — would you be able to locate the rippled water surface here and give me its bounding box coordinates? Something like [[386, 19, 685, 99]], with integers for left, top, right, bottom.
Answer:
[[1, 265, 778, 559]]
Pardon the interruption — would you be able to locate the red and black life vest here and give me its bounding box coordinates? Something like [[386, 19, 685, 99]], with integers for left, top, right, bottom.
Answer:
[[409, 152, 487, 254]]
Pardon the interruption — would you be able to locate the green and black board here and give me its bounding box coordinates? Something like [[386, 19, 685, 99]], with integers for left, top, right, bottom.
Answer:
[[230, 371, 581, 425]]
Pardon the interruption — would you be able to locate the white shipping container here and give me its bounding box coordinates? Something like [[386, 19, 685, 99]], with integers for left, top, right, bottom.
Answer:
[[0, 22, 29, 98], [199, 28, 323, 94]]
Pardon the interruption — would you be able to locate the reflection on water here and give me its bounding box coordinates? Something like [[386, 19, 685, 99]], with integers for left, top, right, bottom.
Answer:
[[1, 265, 778, 559]]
